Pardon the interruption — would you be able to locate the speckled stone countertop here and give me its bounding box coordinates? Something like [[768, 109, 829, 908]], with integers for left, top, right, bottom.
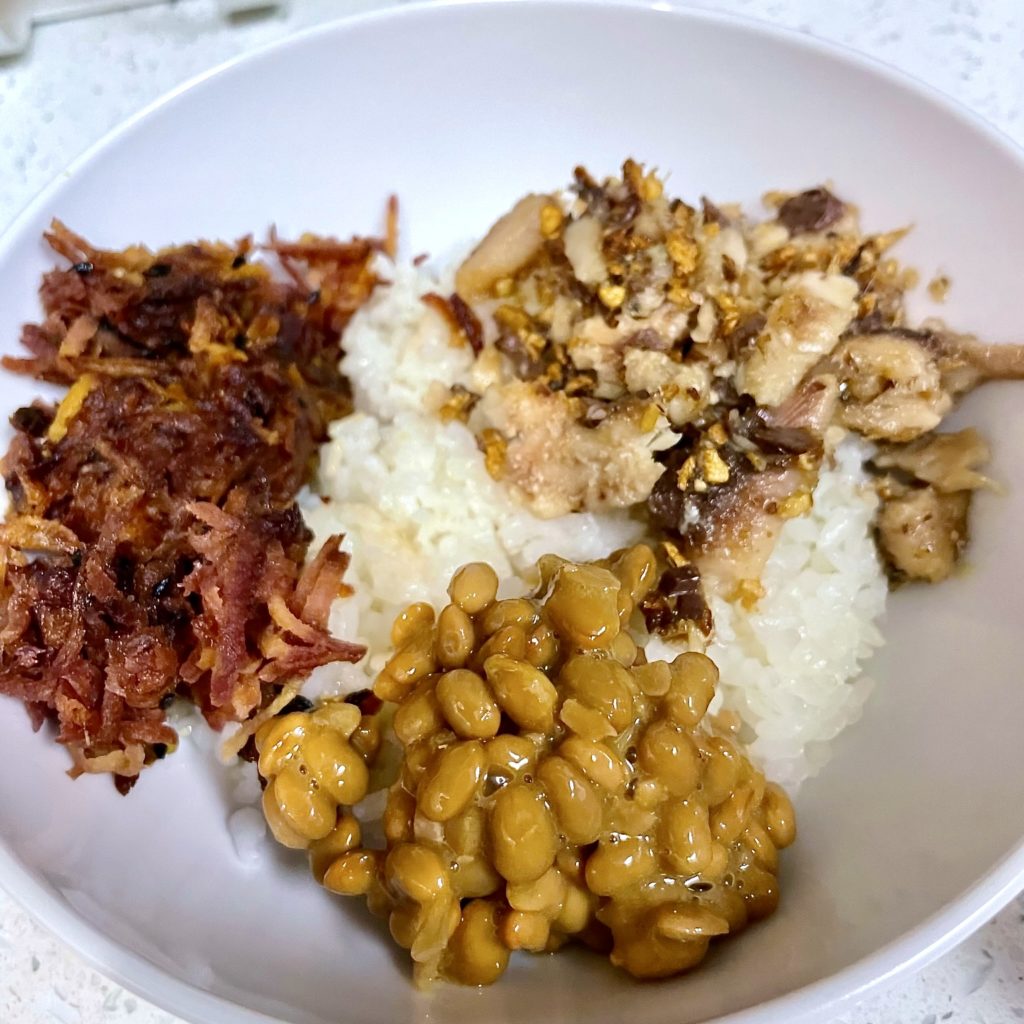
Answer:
[[1, 0, 1023, 1021]]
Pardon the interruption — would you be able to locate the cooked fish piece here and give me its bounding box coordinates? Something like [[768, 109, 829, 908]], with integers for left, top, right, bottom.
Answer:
[[870, 428, 993, 584], [455, 161, 1024, 632], [651, 377, 835, 596], [735, 271, 858, 407], [829, 329, 1024, 443], [473, 382, 674, 517], [927, 325, 1024, 393], [648, 440, 814, 594], [455, 194, 551, 300], [875, 486, 970, 584], [570, 304, 693, 399], [829, 332, 948, 442], [687, 462, 813, 592], [756, 374, 839, 444], [622, 349, 712, 427], [562, 214, 607, 285], [872, 429, 991, 494]]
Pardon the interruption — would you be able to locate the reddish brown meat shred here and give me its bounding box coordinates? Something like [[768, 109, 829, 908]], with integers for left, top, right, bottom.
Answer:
[[0, 221, 377, 783]]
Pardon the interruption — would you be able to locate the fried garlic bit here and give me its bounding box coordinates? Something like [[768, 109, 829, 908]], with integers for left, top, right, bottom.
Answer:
[[259, 547, 796, 988]]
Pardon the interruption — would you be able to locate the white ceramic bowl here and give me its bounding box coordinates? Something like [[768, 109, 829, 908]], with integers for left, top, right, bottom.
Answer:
[[1, 3, 1023, 1022]]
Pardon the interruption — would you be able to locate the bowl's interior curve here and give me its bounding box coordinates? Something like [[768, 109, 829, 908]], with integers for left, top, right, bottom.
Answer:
[[0, 5, 1023, 1024]]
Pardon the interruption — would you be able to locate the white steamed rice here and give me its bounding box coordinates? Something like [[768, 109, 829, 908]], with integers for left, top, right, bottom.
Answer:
[[706, 439, 886, 787], [300, 257, 888, 789], [300, 260, 643, 693]]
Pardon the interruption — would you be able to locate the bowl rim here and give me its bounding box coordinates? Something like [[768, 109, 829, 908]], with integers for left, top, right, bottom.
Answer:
[[1, 2, 1023, 1022]]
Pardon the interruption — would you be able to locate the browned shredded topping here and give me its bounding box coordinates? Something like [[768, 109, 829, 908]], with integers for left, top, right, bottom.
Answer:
[[0, 221, 378, 784]]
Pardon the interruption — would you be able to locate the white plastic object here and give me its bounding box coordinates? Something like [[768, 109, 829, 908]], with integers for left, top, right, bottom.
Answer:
[[0, 0, 284, 57]]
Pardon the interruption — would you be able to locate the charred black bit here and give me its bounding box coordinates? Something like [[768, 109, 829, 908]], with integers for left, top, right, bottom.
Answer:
[[661, 565, 708, 617], [238, 733, 260, 765], [746, 423, 816, 455], [345, 688, 383, 716], [113, 554, 136, 595], [862, 459, 916, 490], [572, 163, 640, 228], [700, 196, 726, 225], [114, 774, 138, 796], [278, 694, 315, 715], [4, 476, 22, 506], [640, 563, 713, 637], [647, 460, 690, 534], [645, 386, 814, 555], [11, 404, 51, 437], [152, 742, 168, 759], [778, 187, 845, 235], [572, 165, 604, 207], [144, 263, 172, 279], [231, 254, 247, 269], [71, 261, 93, 275]]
